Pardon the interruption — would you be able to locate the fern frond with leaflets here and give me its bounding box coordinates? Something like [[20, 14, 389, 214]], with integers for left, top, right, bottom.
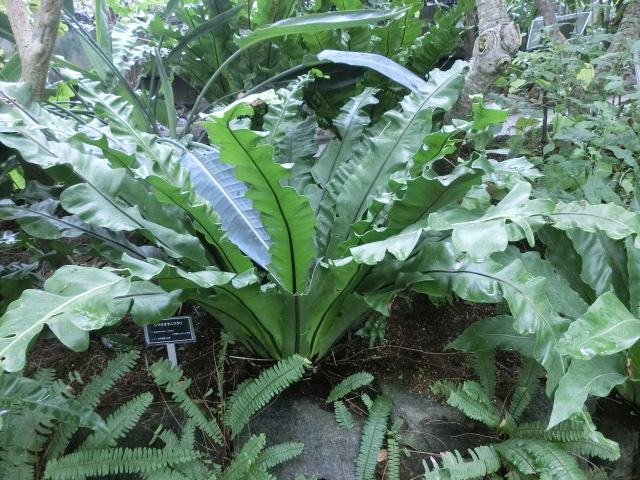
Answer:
[[47, 350, 140, 459], [387, 437, 401, 480], [432, 380, 502, 428], [504, 438, 586, 480], [31, 368, 57, 387], [237, 433, 267, 461], [355, 395, 392, 480], [77, 350, 140, 408], [327, 372, 374, 403], [333, 399, 356, 429], [141, 466, 191, 480], [516, 420, 588, 443], [468, 350, 497, 398], [219, 451, 252, 480], [43, 447, 199, 480], [507, 357, 543, 423], [256, 442, 305, 469], [423, 446, 502, 480], [224, 354, 309, 438], [80, 392, 153, 450], [493, 441, 537, 475], [150, 358, 224, 445], [563, 439, 620, 462]]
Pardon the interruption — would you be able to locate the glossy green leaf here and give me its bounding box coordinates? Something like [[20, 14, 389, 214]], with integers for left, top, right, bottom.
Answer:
[[549, 202, 640, 239], [119, 282, 182, 326], [316, 50, 428, 92], [557, 292, 640, 360], [411, 242, 569, 393], [448, 315, 535, 357], [179, 148, 270, 269], [429, 182, 554, 262], [566, 229, 629, 303], [328, 62, 466, 257], [235, 7, 410, 49], [537, 227, 596, 304], [507, 251, 589, 320], [0, 266, 130, 372], [204, 102, 316, 294], [0, 199, 165, 262], [471, 100, 509, 130], [550, 354, 628, 428], [0, 373, 105, 430], [627, 235, 640, 318], [313, 88, 379, 252], [165, 4, 244, 63], [118, 254, 238, 291]]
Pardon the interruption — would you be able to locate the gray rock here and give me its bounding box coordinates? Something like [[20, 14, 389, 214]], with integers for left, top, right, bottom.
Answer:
[[241, 392, 363, 480], [379, 380, 490, 454]]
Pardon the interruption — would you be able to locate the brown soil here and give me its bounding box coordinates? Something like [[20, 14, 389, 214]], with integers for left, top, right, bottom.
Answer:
[[21, 293, 487, 406]]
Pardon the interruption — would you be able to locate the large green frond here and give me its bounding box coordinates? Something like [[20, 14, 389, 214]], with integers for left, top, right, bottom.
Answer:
[[225, 355, 309, 438], [79, 393, 153, 450], [204, 101, 317, 294], [47, 351, 140, 459], [507, 357, 543, 423], [355, 395, 392, 480], [43, 447, 199, 480], [326, 62, 466, 258]]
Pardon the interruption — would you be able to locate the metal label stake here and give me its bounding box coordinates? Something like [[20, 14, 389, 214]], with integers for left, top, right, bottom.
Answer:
[[144, 316, 196, 367]]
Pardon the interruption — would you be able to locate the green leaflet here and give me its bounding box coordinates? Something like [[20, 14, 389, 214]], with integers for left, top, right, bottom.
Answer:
[[204, 102, 316, 294], [0, 266, 130, 372], [557, 292, 640, 359]]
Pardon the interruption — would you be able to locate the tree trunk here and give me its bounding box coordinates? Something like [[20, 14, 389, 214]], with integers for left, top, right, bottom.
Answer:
[[533, 0, 569, 46], [446, 0, 521, 121], [5, 0, 64, 101], [595, 0, 640, 78]]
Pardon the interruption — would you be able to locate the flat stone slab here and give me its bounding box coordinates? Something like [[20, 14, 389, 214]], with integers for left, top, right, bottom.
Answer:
[[241, 392, 363, 480]]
